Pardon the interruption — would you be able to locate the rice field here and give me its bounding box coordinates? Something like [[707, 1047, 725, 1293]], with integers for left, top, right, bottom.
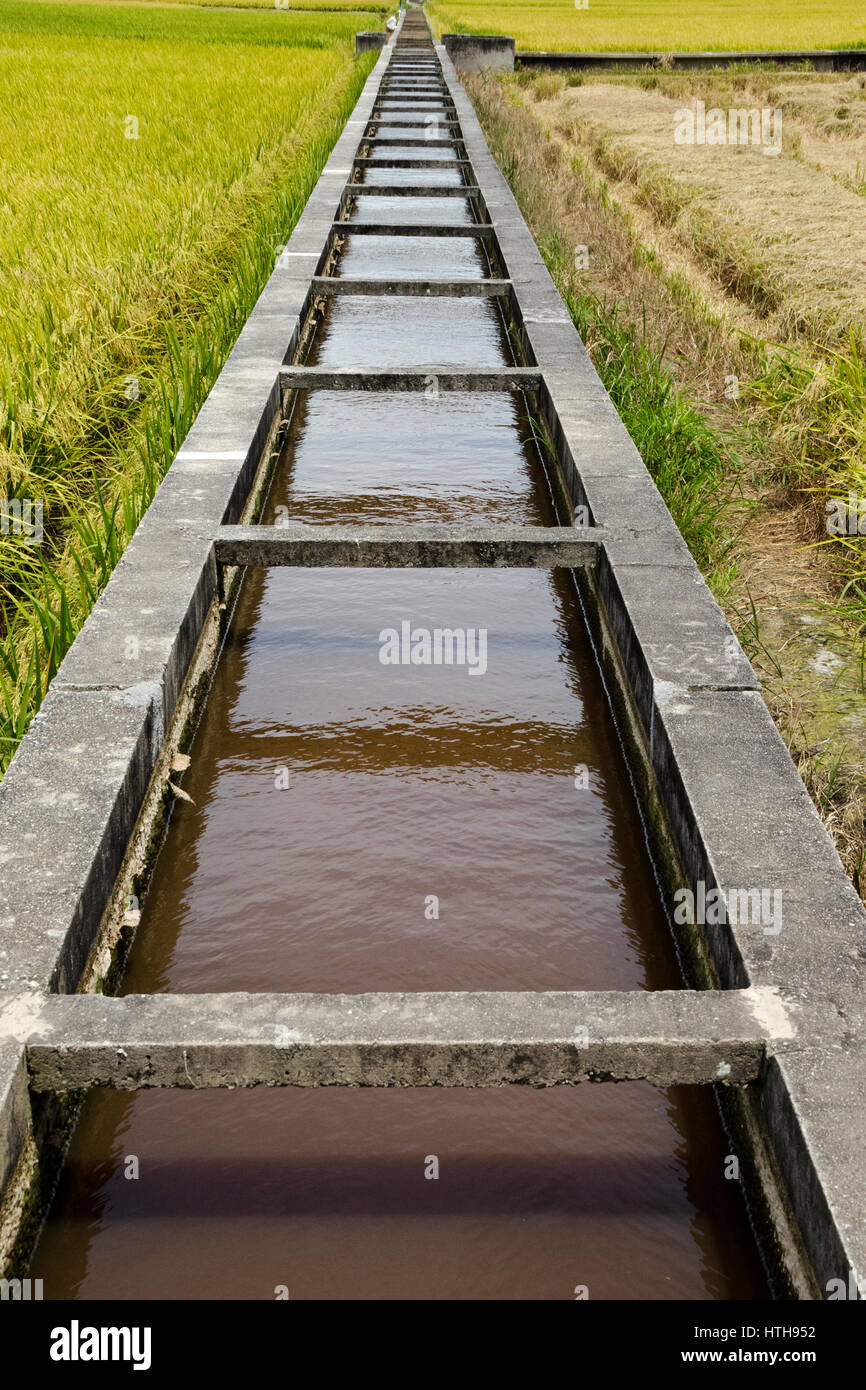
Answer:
[[427, 0, 866, 53], [0, 0, 377, 770], [1, 0, 381, 45], [174, 0, 391, 11]]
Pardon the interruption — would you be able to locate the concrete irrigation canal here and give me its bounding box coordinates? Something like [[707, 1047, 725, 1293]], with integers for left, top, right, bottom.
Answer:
[[1, 5, 865, 1303]]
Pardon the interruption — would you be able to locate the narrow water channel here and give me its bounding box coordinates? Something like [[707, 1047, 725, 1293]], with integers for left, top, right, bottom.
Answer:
[[30, 60, 770, 1301]]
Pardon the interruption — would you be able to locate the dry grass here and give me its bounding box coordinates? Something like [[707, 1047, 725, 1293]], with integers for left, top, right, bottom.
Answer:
[[531, 76, 866, 341], [467, 70, 866, 890]]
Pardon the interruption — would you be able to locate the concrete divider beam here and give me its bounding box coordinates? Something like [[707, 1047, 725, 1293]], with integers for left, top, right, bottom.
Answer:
[[214, 523, 602, 569], [22, 990, 769, 1090]]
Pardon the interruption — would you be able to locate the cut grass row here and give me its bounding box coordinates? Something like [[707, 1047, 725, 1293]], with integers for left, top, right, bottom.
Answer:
[[521, 69, 866, 606], [0, 1, 376, 771], [428, 0, 866, 53]]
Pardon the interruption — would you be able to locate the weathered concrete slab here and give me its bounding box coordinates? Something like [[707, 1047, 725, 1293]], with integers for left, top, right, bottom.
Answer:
[[650, 687, 866, 1012], [279, 366, 540, 391], [215, 523, 600, 569], [376, 100, 455, 110], [596, 556, 758, 727], [365, 138, 459, 147], [311, 276, 509, 297], [356, 31, 386, 55], [443, 35, 515, 73], [353, 157, 468, 170], [332, 221, 495, 238], [763, 1048, 866, 1298], [365, 120, 462, 130], [342, 183, 482, 199], [23, 990, 769, 1090], [0, 1044, 29, 1195], [0, 685, 162, 997]]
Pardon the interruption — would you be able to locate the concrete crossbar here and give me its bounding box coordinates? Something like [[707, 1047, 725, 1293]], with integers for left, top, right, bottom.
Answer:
[[20, 990, 769, 1090], [278, 367, 541, 391], [311, 276, 509, 297], [214, 524, 602, 569], [342, 183, 481, 197], [331, 222, 496, 238]]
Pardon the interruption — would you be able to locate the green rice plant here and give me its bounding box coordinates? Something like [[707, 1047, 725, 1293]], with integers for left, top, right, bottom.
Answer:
[[0, 1, 376, 770], [0, 0, 378, 47], [427, 0, 866, 54]]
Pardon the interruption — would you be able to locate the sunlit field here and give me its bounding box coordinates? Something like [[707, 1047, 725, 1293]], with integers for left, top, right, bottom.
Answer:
[[0, 0, 376, 769], [428, 0, 866, 53], [0, 0, 381, 44], [175, 0, 390, 11]]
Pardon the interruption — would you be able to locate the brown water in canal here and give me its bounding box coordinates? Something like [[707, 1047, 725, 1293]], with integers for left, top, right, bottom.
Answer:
[[32, 144, 769, 1301]]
